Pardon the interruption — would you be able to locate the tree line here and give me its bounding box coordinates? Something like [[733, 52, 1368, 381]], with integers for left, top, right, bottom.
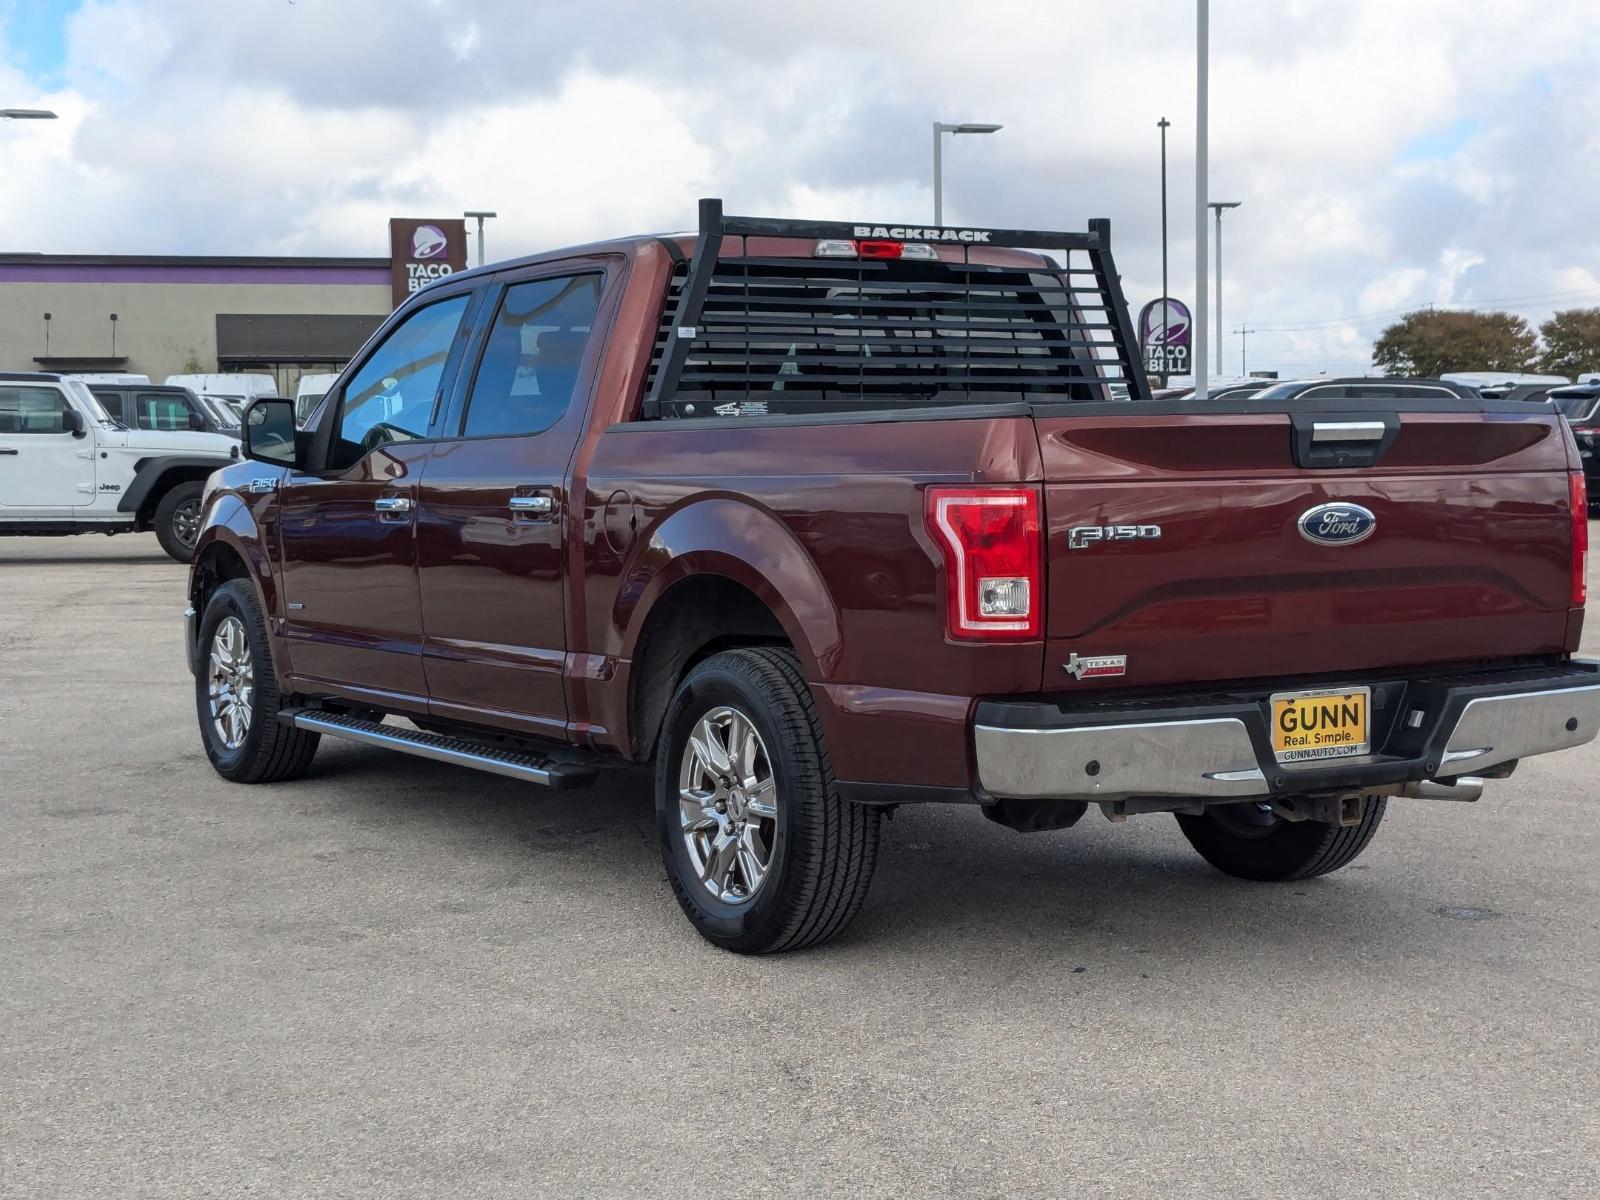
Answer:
[[1372, 308, 1600, 378]]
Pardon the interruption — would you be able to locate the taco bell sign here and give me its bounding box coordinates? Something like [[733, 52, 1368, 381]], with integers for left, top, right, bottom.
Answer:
[[1137, 297, 1192, 378], [389, 218, 469, 307]]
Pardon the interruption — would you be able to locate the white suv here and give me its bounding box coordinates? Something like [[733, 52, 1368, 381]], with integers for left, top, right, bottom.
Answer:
[[0, 371, 240, 562]]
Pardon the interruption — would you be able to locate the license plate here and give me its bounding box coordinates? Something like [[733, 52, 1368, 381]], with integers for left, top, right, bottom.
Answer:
[[1270, 686, 1371, 764]]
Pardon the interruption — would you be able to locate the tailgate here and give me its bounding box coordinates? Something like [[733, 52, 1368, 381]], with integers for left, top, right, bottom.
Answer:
[[1033, 402, 1580, 690]]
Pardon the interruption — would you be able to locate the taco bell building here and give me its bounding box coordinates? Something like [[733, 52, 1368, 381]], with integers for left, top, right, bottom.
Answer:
[[0, 217, 469, 394]]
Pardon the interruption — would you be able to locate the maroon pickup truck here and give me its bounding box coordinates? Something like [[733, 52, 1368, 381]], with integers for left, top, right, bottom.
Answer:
[[185, 200, 1600, 953]]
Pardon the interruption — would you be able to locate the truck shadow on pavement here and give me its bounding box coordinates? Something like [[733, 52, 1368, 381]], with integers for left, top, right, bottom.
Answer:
[[290, 741, 1441, 968]]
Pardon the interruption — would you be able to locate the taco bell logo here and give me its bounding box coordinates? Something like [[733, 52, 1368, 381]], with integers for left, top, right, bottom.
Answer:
[[412, 225, 449, 259], [1137, 297, 1192, 375], [390, 216, 467, 306]]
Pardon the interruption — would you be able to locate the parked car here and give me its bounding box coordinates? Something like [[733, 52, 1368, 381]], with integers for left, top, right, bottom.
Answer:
[[71, 372, 152, 385], [190, 392, 242, 435], [165, 372, 278, 403], [1154, 378, 1272, 401], [183, 200, 1600, 953], [1441, 371, 1570, 399], [1, 371, 239, 561], [89, 383, 239, 438], [1250, 377, 1479, 402], [1551, 383, 1600, 514], [294, 373, 339, 425]]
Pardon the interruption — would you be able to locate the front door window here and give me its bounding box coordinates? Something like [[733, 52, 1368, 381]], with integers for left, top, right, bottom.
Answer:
[[329, 295, 470, 470]]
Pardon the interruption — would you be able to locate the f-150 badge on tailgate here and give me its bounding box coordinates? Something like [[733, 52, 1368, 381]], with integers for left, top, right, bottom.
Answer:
[[1297, 502, 1376, 546], [1067, 524, 1161, 550]]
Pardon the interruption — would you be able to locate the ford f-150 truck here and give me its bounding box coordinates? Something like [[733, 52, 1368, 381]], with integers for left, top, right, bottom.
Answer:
[[184, 200, 1600, 953]]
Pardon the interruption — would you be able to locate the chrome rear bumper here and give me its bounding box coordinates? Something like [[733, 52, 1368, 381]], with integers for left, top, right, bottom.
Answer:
[[975, 665, 1600, 802]]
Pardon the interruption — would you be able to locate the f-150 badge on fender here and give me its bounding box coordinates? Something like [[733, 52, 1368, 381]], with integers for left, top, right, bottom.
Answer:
[[1298, 502, 1376, 546], [1067, 524, 1161, 550], [1064, 652, 1127, 680]]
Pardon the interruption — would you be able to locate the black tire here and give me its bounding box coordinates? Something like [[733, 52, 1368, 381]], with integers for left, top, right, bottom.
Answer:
[[655, 647, 881, 954], [195, 579, 319, 783], [1175, 797, 1387, 882], [154, 480, 205, 563]]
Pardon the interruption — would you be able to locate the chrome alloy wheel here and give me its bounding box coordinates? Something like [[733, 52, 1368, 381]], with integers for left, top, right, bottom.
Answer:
[[207, 616, 255, 751], [678, 706, 779, 904], [171, 498, 202, 550]]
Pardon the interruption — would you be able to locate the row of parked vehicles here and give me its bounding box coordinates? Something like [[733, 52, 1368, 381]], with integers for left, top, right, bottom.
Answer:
[[0, 369, 339, 561]]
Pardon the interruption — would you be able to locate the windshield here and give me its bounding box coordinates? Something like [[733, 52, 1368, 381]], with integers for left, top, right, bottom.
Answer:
[[201, 395, 240, 428], [1251, 381, 1314, 400], [1553, 392, 1600, 421], [71, 380, 125, 428]]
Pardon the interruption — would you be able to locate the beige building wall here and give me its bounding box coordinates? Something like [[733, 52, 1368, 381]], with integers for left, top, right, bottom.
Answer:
[[0, 279, 392, 386]]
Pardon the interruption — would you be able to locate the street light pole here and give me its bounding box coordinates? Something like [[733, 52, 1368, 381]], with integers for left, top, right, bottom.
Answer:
[[1208, 200, 1241, 373], [464, 210, 497, 268], [931, 121, 1003, 225], [1157, 116, 1171, 387], [1194, 0, 1209, 399]]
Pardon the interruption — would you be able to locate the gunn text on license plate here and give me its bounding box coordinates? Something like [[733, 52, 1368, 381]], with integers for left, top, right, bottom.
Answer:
[[1269, 686, 1370, 764]]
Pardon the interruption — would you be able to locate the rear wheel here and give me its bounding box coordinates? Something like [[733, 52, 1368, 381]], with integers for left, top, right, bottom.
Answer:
[[1174, 797, 1387, 882], [154, 480, 205, 563], [655, 647, 881, 954], [196, 579, 319, 783]]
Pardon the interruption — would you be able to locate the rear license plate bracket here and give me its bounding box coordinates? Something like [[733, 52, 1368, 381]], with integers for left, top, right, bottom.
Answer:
[[1270, 686, 1371, 765]]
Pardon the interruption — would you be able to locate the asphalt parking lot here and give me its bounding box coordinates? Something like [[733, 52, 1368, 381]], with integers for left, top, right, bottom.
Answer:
[[4, 534, 1599, 1199]]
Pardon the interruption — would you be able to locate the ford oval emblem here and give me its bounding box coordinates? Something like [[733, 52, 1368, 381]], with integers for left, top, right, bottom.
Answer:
[[1298, 502, 1376, 546]]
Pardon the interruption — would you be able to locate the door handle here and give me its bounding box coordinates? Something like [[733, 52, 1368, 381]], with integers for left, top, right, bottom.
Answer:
[[0, 448, 18, 456], [508, 494, 554, 516], [373, 495, 413, 514]]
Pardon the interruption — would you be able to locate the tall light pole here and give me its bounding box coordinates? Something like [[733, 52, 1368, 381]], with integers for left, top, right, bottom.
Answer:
[[932, 121, 1002, 225], [464, 210, 497, 267], [1, 108, 58, 120], [1157, 116, 1171, 387], [1194, 0, 1209, 398], [1208, 200, 1241, 374]]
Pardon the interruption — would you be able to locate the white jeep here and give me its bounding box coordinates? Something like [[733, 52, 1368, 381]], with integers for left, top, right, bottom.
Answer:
[[0, 371, 239, 562]]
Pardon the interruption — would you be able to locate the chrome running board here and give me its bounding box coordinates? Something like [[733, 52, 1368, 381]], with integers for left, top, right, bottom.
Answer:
[[279, 709, 597, 789]]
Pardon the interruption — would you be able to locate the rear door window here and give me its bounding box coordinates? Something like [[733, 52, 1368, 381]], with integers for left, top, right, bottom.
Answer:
[[135, 392, 196, 431], [459, 275, 602, 439]]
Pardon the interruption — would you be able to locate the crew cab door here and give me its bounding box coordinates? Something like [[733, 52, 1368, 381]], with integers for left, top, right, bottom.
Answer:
[[0, 382, 95, 511], [277, 289, 478, 703], [415, 267, 610, 740]]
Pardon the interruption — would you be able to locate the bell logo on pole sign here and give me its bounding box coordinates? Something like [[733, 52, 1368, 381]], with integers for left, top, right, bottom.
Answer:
[[1138, 297, 1192, 377], [389, 218, 469, 307]]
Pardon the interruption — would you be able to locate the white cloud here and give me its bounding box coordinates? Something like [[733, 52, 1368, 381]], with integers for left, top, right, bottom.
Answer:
[[1, 0, 1598, 376]]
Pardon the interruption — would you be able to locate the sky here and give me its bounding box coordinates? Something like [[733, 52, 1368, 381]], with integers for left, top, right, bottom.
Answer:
[[2, 0, 1599, 378]]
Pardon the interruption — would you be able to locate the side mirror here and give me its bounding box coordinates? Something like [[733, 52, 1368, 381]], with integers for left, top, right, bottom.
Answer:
[[241, 398, 305, 468], [188, 411, 207, 431], [61, 408, 85, 437]]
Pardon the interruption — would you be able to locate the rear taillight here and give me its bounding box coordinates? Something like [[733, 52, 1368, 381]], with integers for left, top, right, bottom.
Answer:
[[925, 486, 1043, 640], [1571, 470, 1588, 608]]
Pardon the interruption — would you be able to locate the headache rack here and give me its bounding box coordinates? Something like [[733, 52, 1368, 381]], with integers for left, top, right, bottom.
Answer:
[[640, 198, 1150, 419]]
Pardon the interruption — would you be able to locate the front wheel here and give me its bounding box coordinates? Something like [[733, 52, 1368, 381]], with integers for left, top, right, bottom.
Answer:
[[154, 481, 205, 563], [1174, 797, 1387, 882], [196, 579, 319, 783], [655, 647, 881, 954]]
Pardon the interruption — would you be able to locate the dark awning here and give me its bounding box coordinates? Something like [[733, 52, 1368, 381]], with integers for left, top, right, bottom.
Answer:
[[215, 313, 383, 363]]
